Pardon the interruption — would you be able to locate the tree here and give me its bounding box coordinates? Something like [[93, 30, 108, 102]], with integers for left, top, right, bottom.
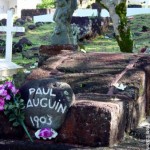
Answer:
[[36, 0, 55, 9], [81, 0, 133, 53], [98, 0, 133, 53]]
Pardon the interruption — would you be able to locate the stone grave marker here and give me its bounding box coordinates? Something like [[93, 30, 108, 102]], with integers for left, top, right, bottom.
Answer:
[[73, 8, 98, 17], [20, 78, 75, 130], [0, 9, 25, 78]]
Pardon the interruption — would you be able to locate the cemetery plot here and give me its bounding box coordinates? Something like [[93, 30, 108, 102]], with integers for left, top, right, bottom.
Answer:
[[27, 51, 149, 147]]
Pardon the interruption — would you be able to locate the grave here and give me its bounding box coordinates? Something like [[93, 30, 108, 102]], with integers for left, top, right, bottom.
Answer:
[[20, 79, 75, 130], [0, 9, 25, 78], [5, 50, 147, 149], [0, 50, 149, 149]]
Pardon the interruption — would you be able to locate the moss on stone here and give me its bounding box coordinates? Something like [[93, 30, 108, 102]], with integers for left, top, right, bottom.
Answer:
[[115, 2, 134, 53]]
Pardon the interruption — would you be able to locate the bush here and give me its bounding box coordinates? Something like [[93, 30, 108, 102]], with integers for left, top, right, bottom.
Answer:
[[36, 0, 55, 9]]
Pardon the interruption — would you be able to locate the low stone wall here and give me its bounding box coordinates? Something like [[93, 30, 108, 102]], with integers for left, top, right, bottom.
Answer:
[[21, 9, 51, 19]]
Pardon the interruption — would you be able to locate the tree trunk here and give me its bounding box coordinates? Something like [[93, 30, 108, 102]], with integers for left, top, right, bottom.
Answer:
[[98, 0, 133, 53]]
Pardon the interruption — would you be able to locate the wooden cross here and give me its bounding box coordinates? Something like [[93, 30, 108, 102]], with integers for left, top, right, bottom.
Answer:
[[0, 9, 25, 62]]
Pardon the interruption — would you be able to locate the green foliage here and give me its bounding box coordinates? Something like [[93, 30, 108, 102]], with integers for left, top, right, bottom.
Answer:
[[115, 2, 127, 25], [4, 92, 33, 142], [36, 0, 55, 9], [4, 98, 25, 127], [115, 2, 133, 53]]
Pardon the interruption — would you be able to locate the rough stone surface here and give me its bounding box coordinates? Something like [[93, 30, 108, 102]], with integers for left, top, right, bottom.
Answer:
[[71, 17, 103, 40], [19, 78, 75, 130], [114, 69, 146, 127], [14, 18, 26, 26], [57, 96, 132, 147], [28, 24, 36, 30], [14, 32, 26, 37], [21, 9, 51, 19], [0, 19, 7, 25], [18, 37, 32, 46], [2, 52, 149, 148], [38, 45, 77, 66], [0, 112, 24, 139]]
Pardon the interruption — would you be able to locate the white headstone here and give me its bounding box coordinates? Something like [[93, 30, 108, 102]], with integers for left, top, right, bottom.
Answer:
[[33, 9, 98, 23], [73, 9, 98, 17], [34, 14, 55, 23], [101, 8, 150, 17], [0, 9, 25, 62]]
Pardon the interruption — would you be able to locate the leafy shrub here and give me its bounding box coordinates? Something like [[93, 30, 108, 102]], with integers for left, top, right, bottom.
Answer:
[[36, 0, 55, 9]]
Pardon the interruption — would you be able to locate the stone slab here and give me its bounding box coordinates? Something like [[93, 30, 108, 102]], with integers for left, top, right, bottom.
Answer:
[[57, 98, 128, 147], [0, 60, 23, 78], [115, 69, 146, 126], [20, 79, 75, 130], [33, 9, 98, 23], [101, 8, 150, 17], [25, 52, 150, 147]]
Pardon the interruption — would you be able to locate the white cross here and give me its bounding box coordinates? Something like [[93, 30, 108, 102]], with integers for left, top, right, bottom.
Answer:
[[0, 9, 25, 62]]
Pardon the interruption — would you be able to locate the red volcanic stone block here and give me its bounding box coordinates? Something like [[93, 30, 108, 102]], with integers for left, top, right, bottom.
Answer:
[[0, 112, 24, 139], [57, 100, 126, 147], [39, 45, 77, 56]]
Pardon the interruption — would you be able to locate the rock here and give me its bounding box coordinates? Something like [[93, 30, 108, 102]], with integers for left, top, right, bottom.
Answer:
[[25, 16, 33, 22], [28, 24, 36, 30], [0, 112, 24, 139], [14, 32, 25, 37], [128, 4, 142, 8], [13, 42, 23, 53], [13, 38, 32, 53], [14, 18, 26, 26], [57, 98, 127, 147], [71, 17, 93, 40], [0, 19, 7, 25], [19, 78, 75, 130], [130, 127, 146, 139], [0, 39, 5, 46], [0, 46, 5, 54], [38, 45, 77, 66], [18, 37, 33, 46], [71, 16, 110, 40], [141, 26, 149, 32], [35, 22, 44, 27]]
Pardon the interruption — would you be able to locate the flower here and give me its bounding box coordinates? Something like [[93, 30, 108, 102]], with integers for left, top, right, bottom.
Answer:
[[0, 81, 18, 101], [4, 81, 19, 95], [0, 97, 5, 111], [35, 128, 58, 140], [0, 85, 8, 97], [39, 128, 53, 138], [0, 80, 33, 142]]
